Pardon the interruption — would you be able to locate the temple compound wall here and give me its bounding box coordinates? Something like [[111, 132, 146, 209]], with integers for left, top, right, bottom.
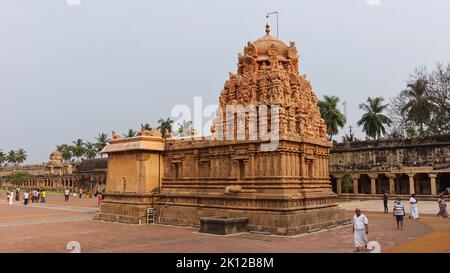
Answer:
[[97, 25, 348, 235], [330, 135, 450, 197], [0, 151, 107, 193]]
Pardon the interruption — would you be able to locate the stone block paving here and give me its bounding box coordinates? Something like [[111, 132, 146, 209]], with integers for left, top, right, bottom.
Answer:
[[0, 200, 435, 252], [338, 200, 442, 215]]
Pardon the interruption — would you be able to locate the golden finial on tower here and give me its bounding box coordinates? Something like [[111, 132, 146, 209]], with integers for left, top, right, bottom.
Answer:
[[265, 23, 270, 35]]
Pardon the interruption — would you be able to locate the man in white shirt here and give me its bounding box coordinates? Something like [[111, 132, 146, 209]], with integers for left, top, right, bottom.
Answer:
[[409, 194, 419, 219], [23, 191, 29, 205], [352, 208, 369, 252], [64, 188, 70, 202]]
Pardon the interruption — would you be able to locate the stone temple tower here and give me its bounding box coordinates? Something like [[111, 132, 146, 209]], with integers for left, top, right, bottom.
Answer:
[[98, 25, 348, 235]]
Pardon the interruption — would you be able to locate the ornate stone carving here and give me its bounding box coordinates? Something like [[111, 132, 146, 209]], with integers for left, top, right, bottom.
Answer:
[[211, 25, 327, 140]]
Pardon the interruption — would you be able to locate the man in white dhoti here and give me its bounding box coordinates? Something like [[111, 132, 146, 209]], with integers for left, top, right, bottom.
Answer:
[[8, 191, 13, 205], [409, 194, 419, 219], [352, 208, 369, 252]]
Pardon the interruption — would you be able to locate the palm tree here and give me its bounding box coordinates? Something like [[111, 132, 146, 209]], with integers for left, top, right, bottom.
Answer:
[[0, 150, 6, 167], [400, 79, 432, 136], [57, 144, 73, 163], [318, 95, 347, 140], [123, 129, 137, 138], [141, 123, 152, 131], [72, 139, 85, 161], [84, 142, 97, 159], [157, 118, 174, 138], [177, 120, 192, 137], [15, 148, 27, 165], [357, 97, 392, 140], [7, 150, 16, 166], [342, 126, 356, 142], [95, 133, 110, 155]]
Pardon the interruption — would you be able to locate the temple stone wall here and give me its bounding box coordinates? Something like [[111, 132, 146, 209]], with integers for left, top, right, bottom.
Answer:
[[330, 135, 450, 196]]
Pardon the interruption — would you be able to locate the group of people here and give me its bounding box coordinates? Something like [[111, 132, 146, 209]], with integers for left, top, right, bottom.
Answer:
[[3, 187, 103, 207], [353, 192, 449, 252], [383, 192, 448, 219], [5, 188, 47, 205]]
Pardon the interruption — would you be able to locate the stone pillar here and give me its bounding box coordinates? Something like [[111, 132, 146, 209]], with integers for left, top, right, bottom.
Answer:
[[408, 174, 415, 195], [369, 174, 377, 195], [336, 176, 342, 195], [429, 173, 437, 195], [353, 175, 360, 194], [387, 174, 396, 194]]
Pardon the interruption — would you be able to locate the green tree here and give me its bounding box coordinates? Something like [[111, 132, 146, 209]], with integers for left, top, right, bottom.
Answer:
[[342, 172, 354, 193], [357, 97, 392, 139], [57, 144, 73, 163], [342, 126, 356, 142], [400, 78, 432, 136], [0, 150, 6, 167], [72, 139, 85, 161], [4, 171, 32, 187], [95, 133, 110, 155], [140, 123, 152, 131], [318, 95, 347, 140], [123, 129, 137, 138], [177, 120, 192, 137], [84, 142, 97, 159], [7, 150, 16, 166], [15, 148, 27, 165], [157, 118, 174, 138]]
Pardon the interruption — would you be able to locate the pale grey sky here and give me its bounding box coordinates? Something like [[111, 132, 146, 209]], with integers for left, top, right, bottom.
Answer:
[[1, 0, 450, 163]]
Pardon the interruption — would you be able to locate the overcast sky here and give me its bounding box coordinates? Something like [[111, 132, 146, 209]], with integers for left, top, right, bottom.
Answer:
[[1, 0, 450, 164]]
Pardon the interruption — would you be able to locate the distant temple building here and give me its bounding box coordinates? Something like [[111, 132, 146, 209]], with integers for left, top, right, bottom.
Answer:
[[330, 135, 450, 197], [0, 150, 107, 193]]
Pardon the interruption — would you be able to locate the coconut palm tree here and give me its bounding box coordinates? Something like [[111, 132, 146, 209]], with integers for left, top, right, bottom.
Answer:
[[123, 129, 137, 138], [177, 120, 193, 137], [357, 97, 392, 140], [15, 148, 27, 165], [318, 95, 347, 140], [400, 78, 432, 136], [141, 123, 152, 131], [84, 142, 97, 159], [157, 118, 174, 138], [95, 132, 110, 155], [57, 144, 73, 163], [7, 150, 16, 166], [72, 139, 86, 161], [0, 150, 6, 167]]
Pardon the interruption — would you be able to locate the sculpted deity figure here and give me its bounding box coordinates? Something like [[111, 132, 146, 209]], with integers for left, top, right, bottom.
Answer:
[[112, 131, 122, 140], [245, 41, 258, 58]]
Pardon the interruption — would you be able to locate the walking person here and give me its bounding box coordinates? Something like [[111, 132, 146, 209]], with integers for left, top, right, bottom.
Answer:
[[97, 192, 103, 207], [7, 191, 13, 205], [15, 188, 20, 201], [352, 208, 369, 252], [35, 189, 40, 203], [23, 191, 29, 205], [437, 194, 448, 218], [409, 194, 419, 219], [393, 198, 406, 230], [64, 188, 70, 202], [41, 189, 46, 203], [29, 190, 34, 203], [383, 191, 389, 213]]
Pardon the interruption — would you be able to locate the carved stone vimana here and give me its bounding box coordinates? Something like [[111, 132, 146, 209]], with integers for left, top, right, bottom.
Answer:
[[98, 25, 347, 235]]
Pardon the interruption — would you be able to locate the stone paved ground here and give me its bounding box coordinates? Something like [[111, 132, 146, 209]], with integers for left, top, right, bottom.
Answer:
[[2, 196, 447, 253], [338, 199, 442, 215]]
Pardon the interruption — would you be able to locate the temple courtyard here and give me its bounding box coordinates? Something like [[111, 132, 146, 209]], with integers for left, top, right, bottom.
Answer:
[[0, 195, 449, 253]]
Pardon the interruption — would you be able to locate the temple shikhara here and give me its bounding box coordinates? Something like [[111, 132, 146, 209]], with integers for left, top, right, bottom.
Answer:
[[96, 24, 347, 235]]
